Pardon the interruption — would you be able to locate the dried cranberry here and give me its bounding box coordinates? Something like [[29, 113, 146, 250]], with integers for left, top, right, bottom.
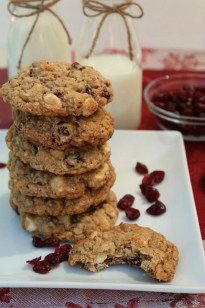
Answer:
[[71, 62, 85, 70], [142, 175, 153, 186], [142, 171, 165, 186], [70, 214, 81, 224], [33, 260, 51, 274], [149, 171, 165, 185], [58, 253, 69, 262], [182, 108, 193, 116], [152, 85, 205, 128], [26, 256, 41, 265], [154, 100, 166, 109], [165, 101, 176, 112], [55, 243, 72, 254], [57, 126, 70, 136], [117, 194, 135, 210], [71, 62, 80, 68], [146, 201, 166, 216], [85, 85, 93, 95], [55, 90, 63, 98], [139, 183, 146, 195], [131, 257, 142, 266], [55, 243, 72, 262], [135, 162, 148, 174], [29, 68, 35, 77], [139, 183, 151, 195], [102, 90, 110, 99], [45, 253, 61, 266], [0, 162, 6, 169], [32, 236, 60, 248], [125, 208, 140, 220], [145, 186, 160, 202], [29, 65, 39, 77], [33, 145, 38, 155], [44, 238, 60, 247], [32, 236, 45, 248]]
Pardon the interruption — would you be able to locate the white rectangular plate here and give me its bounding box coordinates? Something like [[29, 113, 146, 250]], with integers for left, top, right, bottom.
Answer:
[[0, 130, 205, 293]]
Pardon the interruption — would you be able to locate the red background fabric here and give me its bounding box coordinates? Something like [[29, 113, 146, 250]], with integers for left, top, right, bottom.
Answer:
[[0, 69, 12, 129], [140, 70, 205, 240]]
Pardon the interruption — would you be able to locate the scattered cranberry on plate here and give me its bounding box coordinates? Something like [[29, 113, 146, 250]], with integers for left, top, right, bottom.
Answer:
[[0, 162, 6, 169], [146, 201, 166, 216], [32, 236, 60, 248], [137, 162, 167, 215], [26, 256, 41, 266], [44, 253, 61, 267], [142, 171, 165, 186], [27, 238, 72, 274], [125, 208, 140, 220], [135, 162, 148, 175], [144, 186, 160, 203], [149, 171, 165, 185], [33, 260, 52, 274], [117, 194, 135, 210], [55, 243, 72, 262]]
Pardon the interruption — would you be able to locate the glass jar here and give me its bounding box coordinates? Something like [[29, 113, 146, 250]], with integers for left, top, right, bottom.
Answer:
[[76, 0, 143, 129], [7, 1, 71, 77]]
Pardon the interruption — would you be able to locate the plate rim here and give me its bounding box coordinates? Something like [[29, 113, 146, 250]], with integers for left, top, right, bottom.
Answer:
[[0, 280, 204, 293]]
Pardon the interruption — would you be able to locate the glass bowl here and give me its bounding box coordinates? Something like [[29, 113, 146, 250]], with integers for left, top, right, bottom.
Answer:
[[144, 73, 205, 141]]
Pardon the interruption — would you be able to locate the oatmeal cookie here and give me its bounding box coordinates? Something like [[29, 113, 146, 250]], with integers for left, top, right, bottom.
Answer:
[[10, 170, 116, 216], [14, 108, 114, 149], [6, 126, 111, 175], [8, 153, 115, 199], [69, 223, 179, 282], [0, 61, 113, 117], [18, 192, 119, 242]]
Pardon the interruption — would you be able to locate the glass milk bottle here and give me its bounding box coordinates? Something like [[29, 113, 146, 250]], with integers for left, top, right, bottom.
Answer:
[[76, 0, 143, 129], [7, 1, 71, 77]]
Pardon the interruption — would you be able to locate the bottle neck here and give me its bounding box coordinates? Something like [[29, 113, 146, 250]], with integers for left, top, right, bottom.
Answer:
[[13, 2, 59, 15], [101, 0, 129, 5]]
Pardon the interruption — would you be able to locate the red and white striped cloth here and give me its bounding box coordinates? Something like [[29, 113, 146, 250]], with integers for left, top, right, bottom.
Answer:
[[1, 287, 205, 307]]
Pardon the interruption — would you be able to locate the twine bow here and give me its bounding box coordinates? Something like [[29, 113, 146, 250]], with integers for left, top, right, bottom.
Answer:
[[8, 0, 72, 70], [83, 0, 144, 60]]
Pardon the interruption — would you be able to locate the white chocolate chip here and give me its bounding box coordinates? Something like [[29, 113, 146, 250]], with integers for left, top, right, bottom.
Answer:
[[93, 163, 109, 181], [103, 144, 111, 155], [29, 84, 42, 94], [25, 217, 37, 232], [88, 163, 109, 188], [44, 93, 62, 110], [20, 91, 30, 102], [96, 254, 107, 264], [90, 231, 98, 239], [82, 97, 97, 116], [50, 176, 67, 193]]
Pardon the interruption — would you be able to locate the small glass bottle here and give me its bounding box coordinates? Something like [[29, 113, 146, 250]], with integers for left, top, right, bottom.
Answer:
[[7, 1, 71, 77], [76, 0, 143, 129]]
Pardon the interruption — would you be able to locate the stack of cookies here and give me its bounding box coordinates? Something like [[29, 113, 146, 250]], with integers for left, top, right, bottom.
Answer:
[[0, 60, 119, 242]]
